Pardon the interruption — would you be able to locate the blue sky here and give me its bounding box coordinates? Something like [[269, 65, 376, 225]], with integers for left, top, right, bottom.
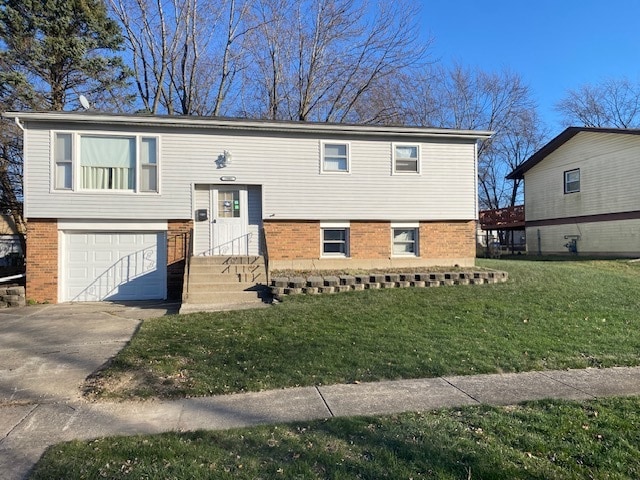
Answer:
[[420, 0, 640, 134]]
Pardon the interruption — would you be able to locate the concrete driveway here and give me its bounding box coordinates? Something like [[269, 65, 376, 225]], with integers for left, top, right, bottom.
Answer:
[[0, 302, 178, 405]]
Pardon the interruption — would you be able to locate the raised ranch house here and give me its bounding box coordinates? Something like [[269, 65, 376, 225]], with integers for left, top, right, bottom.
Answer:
[[6, 111, 491, 304], [507, 127, 640, 256]]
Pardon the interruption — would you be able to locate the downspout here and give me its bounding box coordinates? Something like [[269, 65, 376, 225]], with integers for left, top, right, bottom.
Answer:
[[14, 117, 25, 131]]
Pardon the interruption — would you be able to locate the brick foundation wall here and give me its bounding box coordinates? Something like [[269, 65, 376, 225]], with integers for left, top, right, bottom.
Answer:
[[263, 220, 320, 260], [351, 221, 390, 258], [264, 219, 476, 268], [167, 219, 193, 300], [26, 219, 58, 304], [420, 220, 476, 259]]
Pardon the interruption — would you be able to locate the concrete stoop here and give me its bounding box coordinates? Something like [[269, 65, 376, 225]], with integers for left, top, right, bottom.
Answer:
[[179, 256, 270, 313]]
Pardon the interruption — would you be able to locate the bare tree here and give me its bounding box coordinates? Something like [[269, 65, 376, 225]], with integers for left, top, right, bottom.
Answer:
[[480, 109, 547, 209], [556, 77, 640, 128], [405, 64, 545, 209], [0, 0, 131, 254], [109, 0, 251, 115], [241, 0, 428, 123]]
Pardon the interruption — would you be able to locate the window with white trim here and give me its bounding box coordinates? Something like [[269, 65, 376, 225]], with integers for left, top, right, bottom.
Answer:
[[392, 227, 418, 256], [54, 132, 73, 190], [321, 142, 350, 173], [53, 132, 159, 193], [322, 227, 350, 256], [564, 168, 580, 194], [393, 144, 420, 174]]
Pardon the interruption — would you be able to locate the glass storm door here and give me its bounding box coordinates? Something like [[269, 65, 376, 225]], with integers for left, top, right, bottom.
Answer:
[[211, 186, 248, 255]]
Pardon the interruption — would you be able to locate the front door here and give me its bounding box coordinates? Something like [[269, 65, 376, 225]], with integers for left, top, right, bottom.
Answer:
[[211, 186, 248, 255]]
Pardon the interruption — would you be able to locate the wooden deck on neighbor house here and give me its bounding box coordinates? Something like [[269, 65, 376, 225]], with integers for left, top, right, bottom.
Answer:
[[479, 205, 525, 230]]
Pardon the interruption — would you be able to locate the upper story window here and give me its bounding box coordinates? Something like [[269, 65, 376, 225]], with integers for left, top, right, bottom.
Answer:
[[53, 132, 159, 193], [393, 144, 420, 174], [321, 142, 350, 173], [564, 168, 580, 194], [54, 133, 73, 190]]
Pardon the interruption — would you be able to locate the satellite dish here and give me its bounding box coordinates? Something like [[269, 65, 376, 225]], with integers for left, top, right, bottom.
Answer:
[[79, 95, 91, 110]]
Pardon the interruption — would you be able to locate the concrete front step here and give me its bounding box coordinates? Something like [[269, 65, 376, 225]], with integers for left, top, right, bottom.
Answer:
[[182, 255, 269, 306], [187, 282, 261, 293], [184, 290, 267, 304], [188, 264, 266, 276], [190, 255, 264, 265], [188, 272, 266, 284]]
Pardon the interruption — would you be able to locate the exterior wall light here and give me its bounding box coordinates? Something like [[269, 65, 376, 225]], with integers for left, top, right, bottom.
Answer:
[[216, 150, 233, 168]]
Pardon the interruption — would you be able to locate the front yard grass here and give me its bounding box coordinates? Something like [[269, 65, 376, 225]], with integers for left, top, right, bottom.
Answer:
[[86, 258, 640, 399], [31, 396, 640, 479]]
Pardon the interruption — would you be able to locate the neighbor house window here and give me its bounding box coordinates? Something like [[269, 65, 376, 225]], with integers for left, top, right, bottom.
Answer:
[[392, 224, 419, 256], [53, 132, 159, 193], [321, 222, 350, 256], [564, 168, 580, 194], [54, 133, 73, 189], [393, 144, 420, 174], [322, 142, 350, 173]]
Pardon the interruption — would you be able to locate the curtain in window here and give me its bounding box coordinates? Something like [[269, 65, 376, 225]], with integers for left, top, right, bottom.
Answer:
[[81, 136, 135, 189]]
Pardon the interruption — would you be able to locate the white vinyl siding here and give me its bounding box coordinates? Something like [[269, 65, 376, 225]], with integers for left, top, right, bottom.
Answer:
[[26, 122, 479, 221], [525, 132, 640, 222]]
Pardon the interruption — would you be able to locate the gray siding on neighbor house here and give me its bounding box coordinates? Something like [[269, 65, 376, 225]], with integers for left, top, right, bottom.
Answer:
[[24, 120, 479, 222], [523, 131, 640, 255], [524, 132, 640, 222]]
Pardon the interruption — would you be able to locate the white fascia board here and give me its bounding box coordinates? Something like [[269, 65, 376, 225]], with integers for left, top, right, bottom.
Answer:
[[4, 111, 494, 141], [58, 219, 168, 231]]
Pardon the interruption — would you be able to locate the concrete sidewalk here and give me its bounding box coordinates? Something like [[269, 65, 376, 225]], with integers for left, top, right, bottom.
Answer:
[[3, 366, 640, 479]]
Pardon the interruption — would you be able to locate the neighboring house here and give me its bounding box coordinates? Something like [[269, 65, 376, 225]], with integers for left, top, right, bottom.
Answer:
[[5, 111, 491, 303], [507, 127, 640, 256], [0, 214, 23, 268]]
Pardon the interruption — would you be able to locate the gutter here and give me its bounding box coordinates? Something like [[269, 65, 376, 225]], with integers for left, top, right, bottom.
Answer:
[[14, 117, 25, 131], [3, 111, 493, 141]]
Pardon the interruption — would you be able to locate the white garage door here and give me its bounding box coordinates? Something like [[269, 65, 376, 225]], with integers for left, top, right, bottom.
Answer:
[[63, 232, 167, 302]]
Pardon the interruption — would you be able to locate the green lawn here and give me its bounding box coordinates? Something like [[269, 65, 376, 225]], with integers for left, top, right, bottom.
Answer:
[[31, 396, 640, 479], [86, 258, 640, 399]]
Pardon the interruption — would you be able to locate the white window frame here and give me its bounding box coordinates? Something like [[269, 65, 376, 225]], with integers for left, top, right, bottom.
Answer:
[[320, 221, 350, 257], [320, 141, 350, 174], [51, 131, 160, 194], [392, 143, 421, 175], [53, 132, 73, 190], [564, 168, 580, 194], [391, 222, 419, 257]]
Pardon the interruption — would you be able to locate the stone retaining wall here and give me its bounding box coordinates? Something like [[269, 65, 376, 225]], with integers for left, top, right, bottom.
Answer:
[[270, 270, 508, 298], [0, 285, 26, 308]]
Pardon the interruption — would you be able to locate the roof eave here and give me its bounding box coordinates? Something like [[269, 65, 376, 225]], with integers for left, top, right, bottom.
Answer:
[[506, 126, 640, 179], [2, 111, 494, 141]]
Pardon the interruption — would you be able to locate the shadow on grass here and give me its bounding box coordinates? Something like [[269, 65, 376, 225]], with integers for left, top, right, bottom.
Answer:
[[32, 413, 546, 479], [487, 254, 638, 262]]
